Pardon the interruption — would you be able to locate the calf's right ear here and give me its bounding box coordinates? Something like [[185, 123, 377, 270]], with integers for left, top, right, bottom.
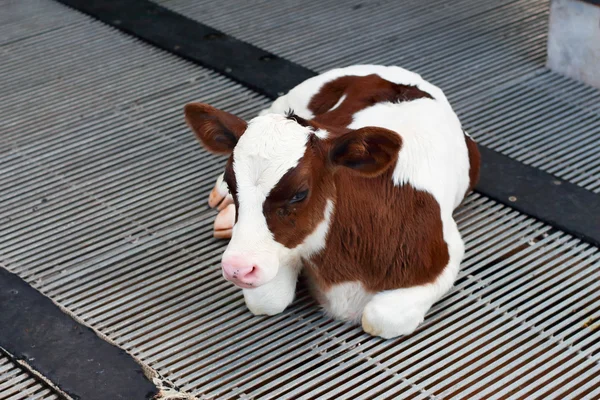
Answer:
[[184, 103, 247, 155]]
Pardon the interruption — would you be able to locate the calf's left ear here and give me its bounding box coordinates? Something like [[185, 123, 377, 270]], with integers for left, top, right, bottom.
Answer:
[[184, 103, 247, 155], [328, 127, 402, 177]]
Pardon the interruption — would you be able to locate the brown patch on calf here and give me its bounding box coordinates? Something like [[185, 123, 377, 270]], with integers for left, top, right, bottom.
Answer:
[[262, 122, 446, 292], [465, 133, 481, 191], [264, 138, 335, 248], [264, 127, 402, 250], [307, 74, 434, 127], [305, 166, 450, 292]]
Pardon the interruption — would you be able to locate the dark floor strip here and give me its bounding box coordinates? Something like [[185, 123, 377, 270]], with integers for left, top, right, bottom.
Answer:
[[55, 0, 314, 99], [0, 268, 158, 400], [477, 147, 600, 246], [52, 0, 600, 241]]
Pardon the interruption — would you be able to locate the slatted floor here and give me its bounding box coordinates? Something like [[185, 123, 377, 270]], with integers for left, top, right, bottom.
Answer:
[[0, 354, 59, 400], [1, 0, 599, 399]]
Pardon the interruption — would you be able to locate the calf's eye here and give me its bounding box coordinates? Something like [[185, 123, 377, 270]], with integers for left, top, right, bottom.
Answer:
[[290, 190, 308, 204]]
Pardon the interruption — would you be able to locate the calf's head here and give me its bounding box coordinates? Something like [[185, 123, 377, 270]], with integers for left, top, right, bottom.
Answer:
[[184, 103, 401, 289]]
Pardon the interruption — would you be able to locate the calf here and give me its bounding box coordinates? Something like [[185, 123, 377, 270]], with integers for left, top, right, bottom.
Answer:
[[185, 65, 480, 338]]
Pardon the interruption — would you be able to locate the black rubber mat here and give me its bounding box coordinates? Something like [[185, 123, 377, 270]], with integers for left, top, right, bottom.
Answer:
[[0, 267, 157, 400]]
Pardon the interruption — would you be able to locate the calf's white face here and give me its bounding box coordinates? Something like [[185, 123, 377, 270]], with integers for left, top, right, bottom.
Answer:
[[221, 114, 311, 287], [184, 103, 402, 289]]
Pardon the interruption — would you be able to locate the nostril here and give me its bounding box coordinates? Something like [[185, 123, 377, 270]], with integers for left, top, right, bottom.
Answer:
[[241, 265, 258, 279]]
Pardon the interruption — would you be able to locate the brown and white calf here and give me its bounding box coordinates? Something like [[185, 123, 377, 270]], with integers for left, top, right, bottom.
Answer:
[[185, 65, 480, 338]]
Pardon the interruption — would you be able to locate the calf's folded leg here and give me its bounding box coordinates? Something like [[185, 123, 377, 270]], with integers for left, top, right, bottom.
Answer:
[[362, 219, 464, 338], [208, 173, 235, 239], [243, 257, 302, 316], [214, 204, 235, 239]]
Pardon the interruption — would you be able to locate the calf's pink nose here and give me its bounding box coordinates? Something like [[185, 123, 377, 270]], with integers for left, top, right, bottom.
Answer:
[[222, 256, 259, 287]]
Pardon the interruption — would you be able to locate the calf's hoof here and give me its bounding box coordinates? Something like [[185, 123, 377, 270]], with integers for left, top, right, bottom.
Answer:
[[361, 297, 426, 339], [214, 204, 235, 239], [208, 173, 230, 209]]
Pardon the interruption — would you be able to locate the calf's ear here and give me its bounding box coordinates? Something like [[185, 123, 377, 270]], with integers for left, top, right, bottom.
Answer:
[[328, 127, 402, 177], [184, 103, 247, 155]]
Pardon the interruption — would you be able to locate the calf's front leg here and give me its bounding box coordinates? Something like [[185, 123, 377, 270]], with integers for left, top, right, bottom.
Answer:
[[214, 204, 235, 239], [243, 257, 302, 316], [362, 221, 464, 338], [361, 286, 435, 338]]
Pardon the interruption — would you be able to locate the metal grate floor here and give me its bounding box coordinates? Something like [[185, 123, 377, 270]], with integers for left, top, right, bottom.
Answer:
[[0, 354, 60, 400], [1, 0, 599, 399], [157, 0, 600, 193]]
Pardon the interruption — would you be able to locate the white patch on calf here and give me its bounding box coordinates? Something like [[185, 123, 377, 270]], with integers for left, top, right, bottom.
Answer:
[[295, 199, 334, 257], [330, 94, 347, 111], [313, 129, 329, 139], [322, 281, 373, 323]]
